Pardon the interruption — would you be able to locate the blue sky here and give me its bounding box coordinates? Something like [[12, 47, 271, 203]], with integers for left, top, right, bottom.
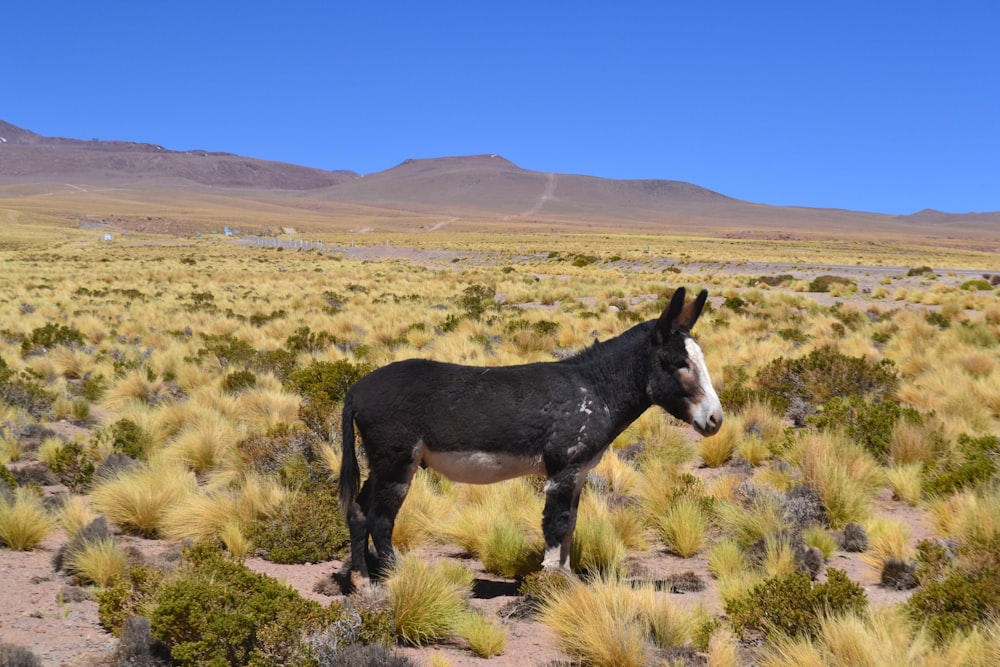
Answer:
[[5, 1, 998, 215]]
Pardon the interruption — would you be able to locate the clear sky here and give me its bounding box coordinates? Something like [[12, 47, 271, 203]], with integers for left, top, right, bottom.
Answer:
[[5, 1, 999, 215]]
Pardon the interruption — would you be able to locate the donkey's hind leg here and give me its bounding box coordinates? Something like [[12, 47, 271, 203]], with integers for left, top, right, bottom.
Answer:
[[366, 466, 418, 577], [347, 479, 373, 581]]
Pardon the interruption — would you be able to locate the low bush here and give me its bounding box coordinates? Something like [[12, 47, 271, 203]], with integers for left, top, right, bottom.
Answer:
[[725, 568, 867, 640], [923, 433, 998, 496], [285, 360, 373, 438], [808, 275, 855, 292], [0, 643, 43, 667], [96, 564, 168, 636], [959, 279, 993, 291], [222, 369, 257, 395], [0, 355, 55, 419], [20, 322, 86, 356], [906, 561, 1000, 643], [48, 441, 98, 492], [145, 544, 390, 666], [754, 346, 898, 414], [249, 484, 349, 564], [808, 396, 922, 461]]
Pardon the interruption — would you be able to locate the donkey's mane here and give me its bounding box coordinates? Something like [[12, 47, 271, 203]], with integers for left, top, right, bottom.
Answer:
[[564, 319, 656, 365]]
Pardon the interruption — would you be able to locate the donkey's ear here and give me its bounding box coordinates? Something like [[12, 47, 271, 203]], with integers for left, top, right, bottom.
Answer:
[[654, 287, 687, 343], [675, 289, 708, 331]]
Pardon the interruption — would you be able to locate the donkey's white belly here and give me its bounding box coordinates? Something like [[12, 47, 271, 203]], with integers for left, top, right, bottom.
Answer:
[[420, 448, 545, 484]]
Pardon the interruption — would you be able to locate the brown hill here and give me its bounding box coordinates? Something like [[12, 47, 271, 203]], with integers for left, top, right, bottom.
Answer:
[[1, 120, 998, 241], [0, 121, 358, 190]]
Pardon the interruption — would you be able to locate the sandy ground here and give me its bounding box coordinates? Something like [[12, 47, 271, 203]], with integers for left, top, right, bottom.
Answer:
[[0, 455, 936, 667]]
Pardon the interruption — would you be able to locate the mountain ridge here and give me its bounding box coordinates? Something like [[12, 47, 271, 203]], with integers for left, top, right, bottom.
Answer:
[[1, 120, 998, 240]]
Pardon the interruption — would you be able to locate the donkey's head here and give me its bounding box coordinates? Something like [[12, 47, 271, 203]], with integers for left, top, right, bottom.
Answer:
[[647, 287, 723, 436]]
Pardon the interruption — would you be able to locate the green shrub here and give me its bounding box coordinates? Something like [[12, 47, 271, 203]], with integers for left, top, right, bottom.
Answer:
[[570, 254, 598, 267], [285, 360, 373, 438], [192, 333, 257, 369], [777, 327, 809, 344], [725, 568, 867, 639], [284, 326, 337, 354], [754, 274, 794, 287], [0, 356, 55, 419], [222, 370, 257, 395], [717, 365, 780, 413], [906, 561, 1000, 643], [754, 346, 898, 413], [96, 563, 166, 636], [808, 396, 923, 460], [722, 296, 746, 312], [249, 484, 349, 564], [960, 279, 994, 291], [150, 544, 377, 666], [20, 322, 86, 356], [906, 266, 934, 277], [0, 463, 16, 493], [808, 275, 855, 292], [248, 309, 287, 327], [49, 441, 98, 492], [91, 418, 151, 460], [457, 284, 496, 318], [913, 539, 952, 584], [923, 434, 998, 496]]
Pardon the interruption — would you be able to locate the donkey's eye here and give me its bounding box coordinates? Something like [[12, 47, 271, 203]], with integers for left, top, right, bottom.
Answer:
[[660, 359, 686, 372]]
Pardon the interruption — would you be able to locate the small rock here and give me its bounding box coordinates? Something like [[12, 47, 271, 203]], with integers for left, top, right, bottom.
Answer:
[[842, 522, 869, 552]]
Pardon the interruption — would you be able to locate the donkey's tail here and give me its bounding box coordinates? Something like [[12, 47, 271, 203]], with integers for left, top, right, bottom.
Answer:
[[339, 393, 361, 518]]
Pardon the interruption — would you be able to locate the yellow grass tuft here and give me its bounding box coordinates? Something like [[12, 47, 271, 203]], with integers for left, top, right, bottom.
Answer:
[[452, 611, 507, 658], [885, 463, 922, 505], [539, 575, 651, 667], [656, 496, 708, 557], [67, 537, 128, 587], [707, 628, 742, 667], [0, 488, 55, 550], [57, 494, 97, 539], [796, 432, 882, 529], [707, 538, 746, 581], [392, 469, 457, 552], [888, 419, 939, 465], [801, 525, 838, 560], [699, 417, 739, 467], [861, 517, 912, 571], [593, 449, 641, 496], [386, 555, 473, 646], [572, 492, 630, 576], [89, 461, 197, 537]]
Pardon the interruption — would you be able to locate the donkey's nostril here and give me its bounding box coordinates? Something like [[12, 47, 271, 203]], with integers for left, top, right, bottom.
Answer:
[[707, 411, 723, 433]]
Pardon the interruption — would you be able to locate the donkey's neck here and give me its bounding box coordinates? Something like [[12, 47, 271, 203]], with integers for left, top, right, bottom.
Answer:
[[574, 321, 654, 434]]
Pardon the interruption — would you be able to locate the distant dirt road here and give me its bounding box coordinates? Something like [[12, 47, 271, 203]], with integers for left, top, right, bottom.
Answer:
[[523, 172, 556, 216]]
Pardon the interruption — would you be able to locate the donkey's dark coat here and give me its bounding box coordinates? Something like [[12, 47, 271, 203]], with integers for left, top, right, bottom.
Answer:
[[339, 287, 722, 580]]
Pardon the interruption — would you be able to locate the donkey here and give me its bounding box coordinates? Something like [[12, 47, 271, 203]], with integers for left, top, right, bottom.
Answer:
[[339, 287, 722, 581]]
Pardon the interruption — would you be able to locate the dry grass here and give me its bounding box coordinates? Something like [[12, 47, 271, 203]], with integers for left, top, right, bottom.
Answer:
[[66, 537, 128, 586], [796, 432, 883, 529], [56, 494, 97, 539], [539, 575, 651, 667], [89, 462, 197, 537], [656, 496, 708, 557], [0, 488, 54, 550], [452, 611, 507, 658], [3, 230, 1000, 662], [386, 555, 473, 646]]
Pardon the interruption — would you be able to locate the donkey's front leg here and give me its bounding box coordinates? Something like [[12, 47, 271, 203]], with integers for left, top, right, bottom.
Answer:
[[541, 468, 586, 571]]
